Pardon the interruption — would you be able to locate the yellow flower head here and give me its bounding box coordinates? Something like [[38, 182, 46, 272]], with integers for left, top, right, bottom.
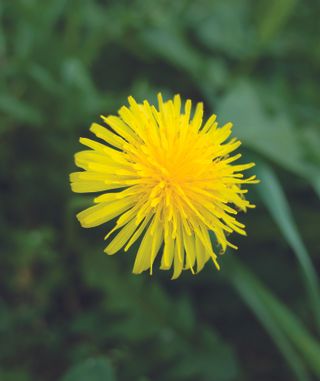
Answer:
[[70, 94, 258, 279]]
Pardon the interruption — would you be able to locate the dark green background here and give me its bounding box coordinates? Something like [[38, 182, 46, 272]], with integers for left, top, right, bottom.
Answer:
[[1, 1, 320, 380]]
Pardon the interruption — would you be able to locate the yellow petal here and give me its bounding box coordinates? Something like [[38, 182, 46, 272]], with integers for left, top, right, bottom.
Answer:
[[90, 123, 125, 149], [77, 198, 134, 228], [105, 218, 138, 255]]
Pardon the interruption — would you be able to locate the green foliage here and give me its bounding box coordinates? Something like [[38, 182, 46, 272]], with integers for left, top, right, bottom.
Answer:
[[256, 162, 320, 330], [224, 256, 312, 381], [1, 0, 320, 381], [226, 258, 320, 380], [61, 358, 116, 381]]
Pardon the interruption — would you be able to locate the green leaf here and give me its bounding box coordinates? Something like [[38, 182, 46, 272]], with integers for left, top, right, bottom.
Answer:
[[169, 327, 239, 381], [61, 358, 116, 381], [256, 162, 320, 330], [28, 64, 61, 94], [140, 26, 202, 75], [195, 1, 254, 58], [0, 94, 42, 125], [258, 0, 298, 46], [312, 177, 320, 199], [224, 256, 320, 381], [174, 295, 195, 335], [217, 81, 320, 183], [259, 278, 320, 375]]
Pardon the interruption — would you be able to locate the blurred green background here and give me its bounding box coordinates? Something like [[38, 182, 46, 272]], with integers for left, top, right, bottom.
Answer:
[[1, 0, 320, 380]]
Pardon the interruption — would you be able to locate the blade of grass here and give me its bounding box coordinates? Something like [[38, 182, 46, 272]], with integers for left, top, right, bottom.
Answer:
[[312, 177, 320, 200], [224, 256, 311, 381], [224, 256, 320, 377], [258, 0, 297, 47], [260, 279, 320, 374], [255, 161, 320, 332]]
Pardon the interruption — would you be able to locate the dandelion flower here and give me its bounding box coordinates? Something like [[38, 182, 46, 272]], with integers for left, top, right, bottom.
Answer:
[[70, 94, 258, 279]]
